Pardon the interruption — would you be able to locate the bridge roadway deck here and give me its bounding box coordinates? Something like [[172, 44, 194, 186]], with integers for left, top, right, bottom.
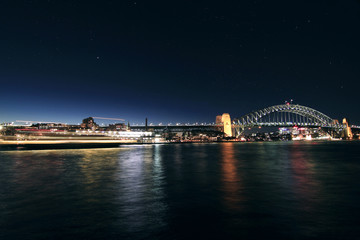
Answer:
[[130, 125, 221, 132]]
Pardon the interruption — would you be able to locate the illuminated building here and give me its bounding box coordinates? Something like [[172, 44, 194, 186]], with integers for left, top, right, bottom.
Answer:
[[81, 117, 97, 130], [108, 123, 127, 131]]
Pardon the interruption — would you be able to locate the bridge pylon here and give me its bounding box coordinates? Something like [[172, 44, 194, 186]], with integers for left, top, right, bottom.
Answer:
[[216, 113, 233, 137], [341, 118, 353, 139]]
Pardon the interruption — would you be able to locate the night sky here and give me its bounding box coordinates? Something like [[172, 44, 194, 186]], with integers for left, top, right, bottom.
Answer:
[[1, 1, 359, 125]]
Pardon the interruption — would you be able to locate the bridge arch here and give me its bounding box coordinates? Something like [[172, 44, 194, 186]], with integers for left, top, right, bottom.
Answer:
[[234, 104, 339, 128]]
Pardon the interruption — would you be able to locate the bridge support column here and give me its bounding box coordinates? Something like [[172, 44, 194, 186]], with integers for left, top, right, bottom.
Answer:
[[342, 118, 353, 139], [216, 113, 233, 137]]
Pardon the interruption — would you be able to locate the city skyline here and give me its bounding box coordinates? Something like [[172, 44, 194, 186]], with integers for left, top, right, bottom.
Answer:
[[1, 1, 359, 124], [1, 101, 356, 127]]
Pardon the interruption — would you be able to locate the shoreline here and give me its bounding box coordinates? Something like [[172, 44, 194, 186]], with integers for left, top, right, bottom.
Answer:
[[0, 138, 353, 151]]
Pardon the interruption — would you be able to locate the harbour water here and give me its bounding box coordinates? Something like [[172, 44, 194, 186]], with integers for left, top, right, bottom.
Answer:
[[1, 141, 360, 239]]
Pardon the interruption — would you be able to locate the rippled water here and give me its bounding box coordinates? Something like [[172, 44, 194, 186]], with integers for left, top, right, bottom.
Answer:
[[1, 142, 360, 239]]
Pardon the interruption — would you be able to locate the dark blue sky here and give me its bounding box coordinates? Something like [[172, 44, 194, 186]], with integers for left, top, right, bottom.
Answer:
[[0, 1, 359, 125]]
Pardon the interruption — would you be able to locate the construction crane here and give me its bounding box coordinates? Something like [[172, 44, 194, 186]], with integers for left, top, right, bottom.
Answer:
[[92, 117, 125, 122]]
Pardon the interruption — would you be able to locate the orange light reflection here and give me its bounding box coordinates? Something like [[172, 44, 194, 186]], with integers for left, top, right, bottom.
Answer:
[[221, 143, 243, 210]]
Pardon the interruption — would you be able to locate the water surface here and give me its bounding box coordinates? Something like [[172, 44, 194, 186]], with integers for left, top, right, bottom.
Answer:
[[1, 141, 360, 239]]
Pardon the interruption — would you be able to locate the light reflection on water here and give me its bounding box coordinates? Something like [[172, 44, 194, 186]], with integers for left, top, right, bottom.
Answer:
[[221, 143, 244, 211], [115, 145, 167, 237], [1, 142, 360, 239]]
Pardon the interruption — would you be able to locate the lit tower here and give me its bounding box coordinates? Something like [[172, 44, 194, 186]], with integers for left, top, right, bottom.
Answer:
[[342, 118, 353, 139], [222, 113, 232, 137]]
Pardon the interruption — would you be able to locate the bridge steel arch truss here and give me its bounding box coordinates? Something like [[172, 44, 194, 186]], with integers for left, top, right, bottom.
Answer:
[[235, 104, 341, 129]]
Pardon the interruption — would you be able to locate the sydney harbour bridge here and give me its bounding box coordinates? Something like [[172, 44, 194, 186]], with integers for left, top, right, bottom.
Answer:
[[131, 103, 357, 139], [232, 103, 356, 138], [235, 104, 339, 128]]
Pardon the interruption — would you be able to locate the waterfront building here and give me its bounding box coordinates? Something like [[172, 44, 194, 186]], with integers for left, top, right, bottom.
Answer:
[[108, 123, 127, 131], [81, 117, 97, 130]]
